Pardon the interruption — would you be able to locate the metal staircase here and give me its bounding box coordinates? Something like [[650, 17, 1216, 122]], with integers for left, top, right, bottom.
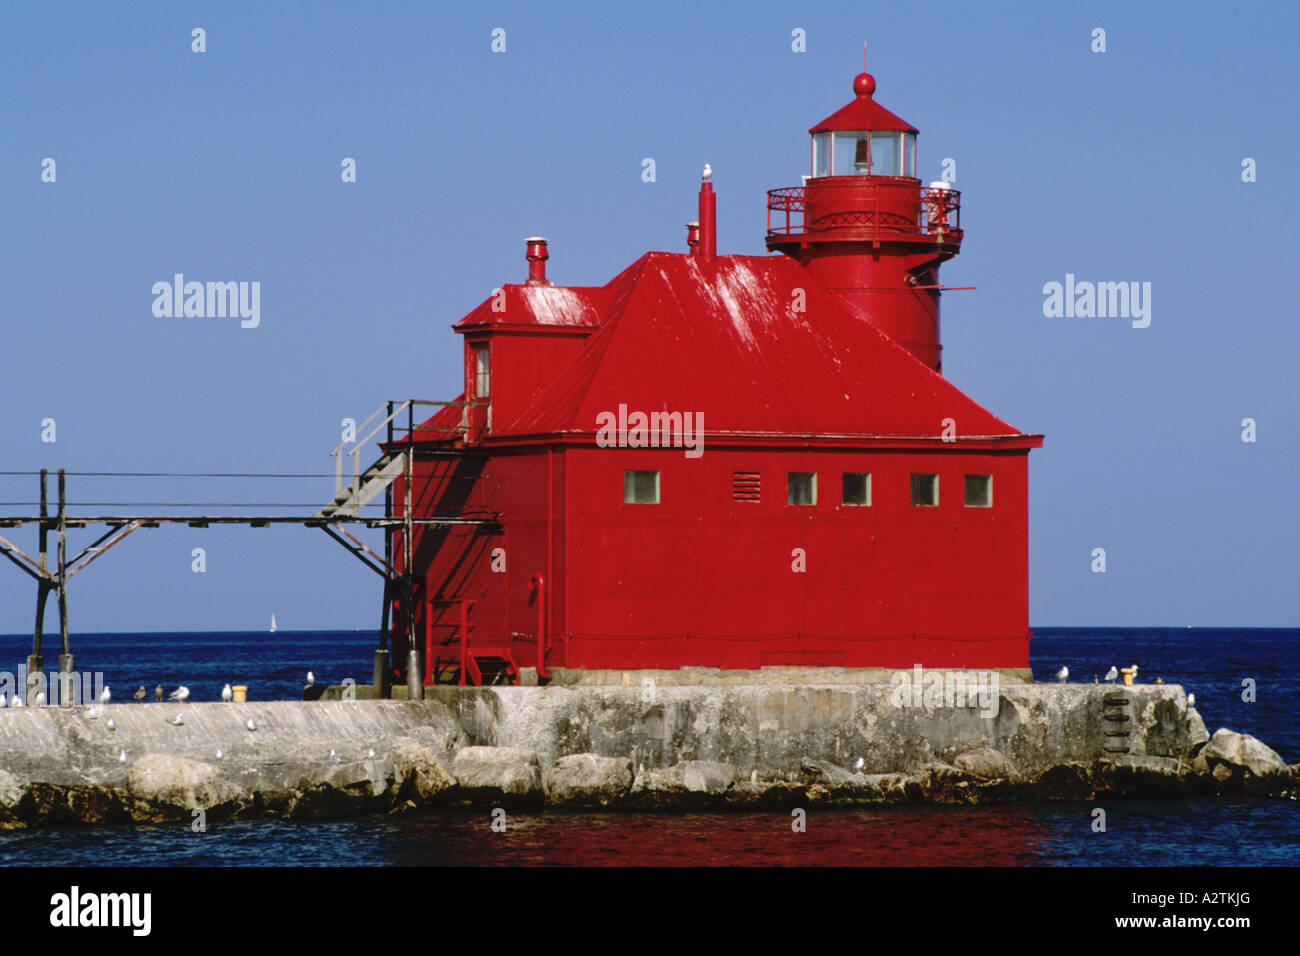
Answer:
[[317, 450, 407, 519]]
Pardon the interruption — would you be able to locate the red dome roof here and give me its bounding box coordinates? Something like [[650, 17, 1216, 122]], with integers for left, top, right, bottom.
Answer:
[[809, 72, 918, 135]]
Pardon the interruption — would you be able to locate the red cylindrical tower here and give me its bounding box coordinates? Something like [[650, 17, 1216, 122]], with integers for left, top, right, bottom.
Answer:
[[766, 71, 963, 372]]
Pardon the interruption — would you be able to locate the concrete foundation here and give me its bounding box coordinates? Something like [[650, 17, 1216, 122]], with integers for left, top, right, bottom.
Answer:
[[0, 682, 1294, 827]]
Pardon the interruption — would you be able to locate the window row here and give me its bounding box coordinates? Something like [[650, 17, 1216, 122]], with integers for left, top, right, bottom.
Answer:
[[622, 470, 993, 507]]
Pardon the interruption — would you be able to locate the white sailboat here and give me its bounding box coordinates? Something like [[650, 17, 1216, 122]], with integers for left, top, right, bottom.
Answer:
[[270, 613, 277, 633]]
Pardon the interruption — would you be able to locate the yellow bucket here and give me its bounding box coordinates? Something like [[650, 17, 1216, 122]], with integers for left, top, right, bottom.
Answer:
[[1120, 667, 1136, 687], [232, 685, 248, 702]]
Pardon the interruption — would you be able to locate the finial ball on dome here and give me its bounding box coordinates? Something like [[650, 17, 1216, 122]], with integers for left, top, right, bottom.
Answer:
[[853, 72, 876, 97]]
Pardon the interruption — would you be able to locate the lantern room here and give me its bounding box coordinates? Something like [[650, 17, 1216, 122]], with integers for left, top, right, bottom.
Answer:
[[767, 68, 962, 372], [810, 73, 919, 179]]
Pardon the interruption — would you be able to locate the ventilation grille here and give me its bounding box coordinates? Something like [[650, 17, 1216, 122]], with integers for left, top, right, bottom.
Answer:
[[732, 472, 761, 503]]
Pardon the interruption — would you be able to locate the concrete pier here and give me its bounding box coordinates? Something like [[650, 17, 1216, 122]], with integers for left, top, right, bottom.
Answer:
[[0, 682, 1294, 827]]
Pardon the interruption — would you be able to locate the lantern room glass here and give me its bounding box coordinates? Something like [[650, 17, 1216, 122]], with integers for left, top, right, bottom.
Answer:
[[812, 132, 831, 177], [815, 131, 917, 178]]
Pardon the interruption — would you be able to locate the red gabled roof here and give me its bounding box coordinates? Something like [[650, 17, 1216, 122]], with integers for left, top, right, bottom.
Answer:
[[498, 252, 1025, 441], [454, 284, 607, 330]]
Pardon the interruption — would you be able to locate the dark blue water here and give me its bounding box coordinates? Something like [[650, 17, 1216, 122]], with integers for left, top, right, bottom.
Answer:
[[1, 627, 1296, 866]]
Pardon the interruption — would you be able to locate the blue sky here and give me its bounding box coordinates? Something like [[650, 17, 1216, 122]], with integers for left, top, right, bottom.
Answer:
[[1, 0, 1296, 632]]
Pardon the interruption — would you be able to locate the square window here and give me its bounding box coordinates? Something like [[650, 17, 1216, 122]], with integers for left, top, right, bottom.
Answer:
[[788, 472, 816, 505], [842, 472, 871, 506], [910, 473, 938, 506], [623, 470, 659, 504], [964, 474, 992, 507]]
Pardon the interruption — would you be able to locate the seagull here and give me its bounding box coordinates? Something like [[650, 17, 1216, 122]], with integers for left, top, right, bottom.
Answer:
[[100, 686, 111, 704], [0, 692, 7, 708], [221, 684, 232, 703], [34, 690, 45, 707], [245, 718, 257, 732], [106, 718, 116, 731], [86, 705, 100, 720], [1103, 666, 1119, 682], [853, 757, 865, 771], [702, 163, 713, 181], [329, 749, 341, 763], [134, 685, 147, 701], [1188, 693, 1196, 707], [215, 749, 223, 759], [306, 671, 315, 686], [1055, 666, 1069, 682], [11, 694, 23, 708], [367, 748, 375, 758], [168, 686, 190, 702], [168, 714, 184, 726], [154, 684, 164, 701], [119, 749, 126, 763]]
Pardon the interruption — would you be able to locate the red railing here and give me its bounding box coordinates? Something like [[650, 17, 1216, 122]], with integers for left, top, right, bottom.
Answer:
[[765, 184, 962, 239]]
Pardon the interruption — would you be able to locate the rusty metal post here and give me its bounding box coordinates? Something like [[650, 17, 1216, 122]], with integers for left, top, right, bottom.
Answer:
[[27, 470, 49, 705], [403, 422, 421, 700], [56, 470, 74, 706], [373, 401, 395, 700]]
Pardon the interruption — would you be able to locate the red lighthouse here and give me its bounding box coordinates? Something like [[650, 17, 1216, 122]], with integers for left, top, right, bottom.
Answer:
[[349, 68, 1043, 689]]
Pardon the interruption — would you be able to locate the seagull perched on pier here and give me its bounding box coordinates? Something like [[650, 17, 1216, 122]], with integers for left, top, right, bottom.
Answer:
[[245, 718, 257, 732], [100, 686, 111, 705], [168, 686, 190, 702], [854, 757, 865, 771], [306, 671, 315, 686], [154, 684, 164, 701], [167, 714, 184, 726], [119, 750, 126, 763], [1103, 666, 1119, 682], [1188, 693, 1196, 707], [34, 690, 45, 706], [10, 694, 22, 708], [329, 749, 341, 763], [221, 684, 232, 703], [1055, 666, 1069, 682], [134, 685, 146, 701], [106, 718, 115, 731]]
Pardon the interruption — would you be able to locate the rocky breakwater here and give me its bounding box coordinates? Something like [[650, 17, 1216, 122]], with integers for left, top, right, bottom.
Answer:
[[0, 684, 1295, 827]]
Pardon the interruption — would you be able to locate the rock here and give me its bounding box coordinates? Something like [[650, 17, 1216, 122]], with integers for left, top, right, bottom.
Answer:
[[391, 741, 456, 805], [0, 769, 26, 827], [954, 747, 1016, 779], [800, 760, 860, 787], [451, 746, 541, 805], [127, 754, 245, 821], [1095, 756, 1186, 796], [1035, 763, 1093, 801], [543, 753, 632, 807], [287, 759, 394, 819], [1201, 729, 1287, 781], [1186, 707, 1209, 753], [680, 761, 735, 794]]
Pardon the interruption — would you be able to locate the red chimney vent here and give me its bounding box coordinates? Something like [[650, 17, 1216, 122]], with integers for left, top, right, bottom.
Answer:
[[525, 236, 550, 285], [696, 166, 716, 263]]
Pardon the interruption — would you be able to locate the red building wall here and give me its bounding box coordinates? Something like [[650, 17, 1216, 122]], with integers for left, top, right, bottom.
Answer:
[[399, 441, 1031, 675]]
